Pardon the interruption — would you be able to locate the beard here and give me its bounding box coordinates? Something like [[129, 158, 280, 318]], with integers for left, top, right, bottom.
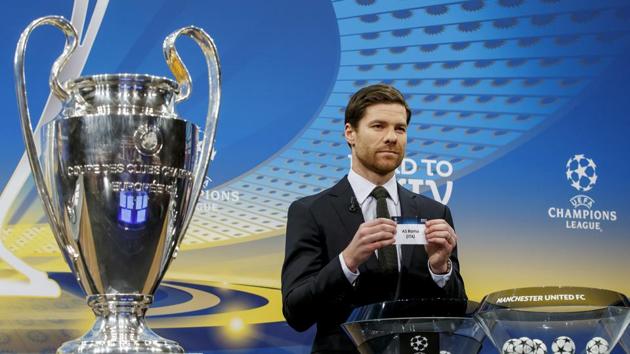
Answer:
[[354, 149, 404, 176]]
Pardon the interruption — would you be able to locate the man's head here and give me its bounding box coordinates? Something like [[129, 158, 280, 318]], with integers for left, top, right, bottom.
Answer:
[[344, 84, 411, 182], [345, 84, 411, 128]]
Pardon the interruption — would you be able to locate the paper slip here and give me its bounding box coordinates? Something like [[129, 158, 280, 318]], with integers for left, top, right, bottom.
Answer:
[[392, 216, 426, 245]]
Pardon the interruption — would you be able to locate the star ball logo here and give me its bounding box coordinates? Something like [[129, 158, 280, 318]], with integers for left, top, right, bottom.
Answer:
[[565, 154, 597, 192], [547, 154, 617, 232], [409, 335, 428, 354]]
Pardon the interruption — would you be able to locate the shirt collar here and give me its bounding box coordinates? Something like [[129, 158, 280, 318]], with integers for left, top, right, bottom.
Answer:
[[348, 169, 399, 206]]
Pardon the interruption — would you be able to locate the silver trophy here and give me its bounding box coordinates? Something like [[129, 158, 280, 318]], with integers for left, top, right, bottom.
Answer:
[[15, 16, 220, 353]]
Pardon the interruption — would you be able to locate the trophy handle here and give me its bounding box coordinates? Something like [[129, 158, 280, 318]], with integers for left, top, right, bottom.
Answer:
[[163, 26, 221, 247], [14, 16, 78, 249]]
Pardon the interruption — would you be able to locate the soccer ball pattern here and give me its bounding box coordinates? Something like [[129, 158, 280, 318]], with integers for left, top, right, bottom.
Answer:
[[586, 337, 609, 354], [503, 338, 521, 354], [502, 336, 609, 354], [410, 335, 428, 352], [566, 154, 598, 192], [515, 337, 536, 353], [503, 337, 535, 354], [551, 336, 576, 354], [533, 339, 548, 354]]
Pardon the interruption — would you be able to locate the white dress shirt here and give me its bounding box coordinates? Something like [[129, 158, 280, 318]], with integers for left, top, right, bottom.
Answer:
[[339, 169, 451, 287]]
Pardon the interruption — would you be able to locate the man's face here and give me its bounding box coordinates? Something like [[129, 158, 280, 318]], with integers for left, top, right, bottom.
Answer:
[[345, 103, 408, 177]]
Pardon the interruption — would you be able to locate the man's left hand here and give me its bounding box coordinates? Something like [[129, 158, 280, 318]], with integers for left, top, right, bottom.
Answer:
[[424, 219, 457, 274]]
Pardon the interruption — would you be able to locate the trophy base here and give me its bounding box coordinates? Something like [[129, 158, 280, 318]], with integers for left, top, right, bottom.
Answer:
[[57, 294, 184, 354]]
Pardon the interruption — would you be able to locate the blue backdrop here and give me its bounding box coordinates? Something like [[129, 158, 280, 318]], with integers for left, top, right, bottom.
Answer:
[[1, 1, 630, 353]]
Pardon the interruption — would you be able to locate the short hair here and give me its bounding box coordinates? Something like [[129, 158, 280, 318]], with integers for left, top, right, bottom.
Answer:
[[344, 84, 411, 128]]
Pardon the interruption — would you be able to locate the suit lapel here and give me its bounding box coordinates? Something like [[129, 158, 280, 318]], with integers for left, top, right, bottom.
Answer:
[[398, 184, 419, 270], [329, 176, 380, 272], [329, 176, 364, 245]]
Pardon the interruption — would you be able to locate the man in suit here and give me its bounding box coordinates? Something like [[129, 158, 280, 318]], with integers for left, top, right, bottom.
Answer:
[[281, 84, 466, 353]]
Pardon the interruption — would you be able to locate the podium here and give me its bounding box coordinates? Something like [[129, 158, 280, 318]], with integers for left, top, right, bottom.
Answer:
[[342, 298, 485, 354], [475, 287, 630, 354]]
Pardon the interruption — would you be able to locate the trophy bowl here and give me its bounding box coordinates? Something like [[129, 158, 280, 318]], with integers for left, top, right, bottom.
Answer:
[[475, 287, 630, 354], [15, 16, 221, 353], [342, 298, 486, 354]]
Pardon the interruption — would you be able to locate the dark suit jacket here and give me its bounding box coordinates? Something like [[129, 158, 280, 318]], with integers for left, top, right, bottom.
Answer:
[[281, 176, 466, 353]]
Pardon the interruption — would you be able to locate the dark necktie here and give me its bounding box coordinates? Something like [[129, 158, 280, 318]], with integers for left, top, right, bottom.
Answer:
[[370, 186, 398, 273]]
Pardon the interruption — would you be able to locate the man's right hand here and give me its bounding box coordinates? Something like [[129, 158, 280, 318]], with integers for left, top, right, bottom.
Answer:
[[341, 218, 397, 273]]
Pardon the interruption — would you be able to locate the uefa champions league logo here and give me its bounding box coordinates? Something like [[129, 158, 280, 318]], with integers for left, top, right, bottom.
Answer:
[[409, 335, 428, 353], [547, 154, 616, 232], [565, 154, 597, 192], [565, 154, 597, 209], [405, 333, 449, 354], [197, 175, 240, 212]]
